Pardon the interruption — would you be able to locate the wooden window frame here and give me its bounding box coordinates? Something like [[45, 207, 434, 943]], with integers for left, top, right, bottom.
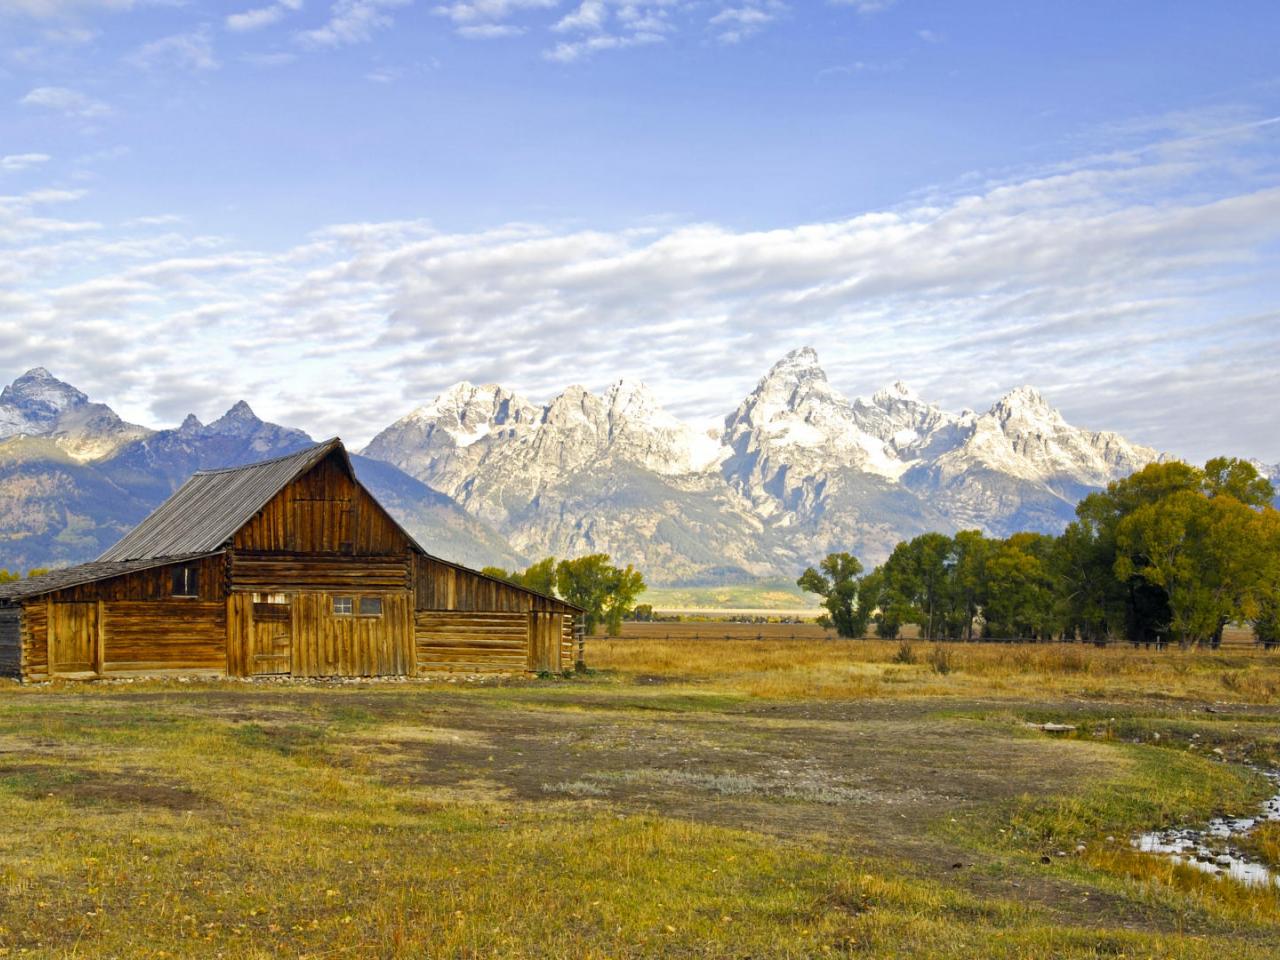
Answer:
[[171, 565, 200, 598], [357, 596, 383, 619], [332, 595, 354, 616]]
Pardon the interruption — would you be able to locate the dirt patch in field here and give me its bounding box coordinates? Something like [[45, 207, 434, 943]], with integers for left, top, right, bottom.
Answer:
[[332, 691, 1193, 934], [0, 762, 213, 812]]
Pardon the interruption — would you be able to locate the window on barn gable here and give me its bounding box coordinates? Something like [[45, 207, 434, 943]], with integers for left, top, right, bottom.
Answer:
[[171, 565, 199, 597], [358, 596, 383, 618], [332, 596, 354, 616]]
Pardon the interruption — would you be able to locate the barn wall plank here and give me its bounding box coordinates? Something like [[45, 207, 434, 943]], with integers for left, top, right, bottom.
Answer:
[[0, 607, 20, 677], [412, 556, 577, 616], [40, 555, 226, 603], [19, 601, 47, 681], [414, 610, 537, 673], [232, 452, 415, 557], [229, 553, 410, 592], [101, 600, 226, 674], [290, 591, 411, 678]]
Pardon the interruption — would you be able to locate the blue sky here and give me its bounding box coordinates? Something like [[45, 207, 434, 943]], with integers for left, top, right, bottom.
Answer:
[[2, 0, 1279, 462]]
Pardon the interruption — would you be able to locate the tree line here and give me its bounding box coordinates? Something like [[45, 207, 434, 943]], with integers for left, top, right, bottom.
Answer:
[[798, 457, 1280, 646], [481, 554, 646, 635]]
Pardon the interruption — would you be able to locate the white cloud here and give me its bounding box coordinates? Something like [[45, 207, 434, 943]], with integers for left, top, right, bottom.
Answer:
[[128, 25, 220, 72], [297, 0, 410, 48], [543, 30, 664, 62], [829, 0, 895, 12], [553, 0, 605, 33], [0, 153, 52, 172], [539, 0, 680, 61], [457, 22, 524, 37], [226, 1, 304, 32], [2, 121, 1279, 462], [709, 3, 783, 44], [18, 85, 111, 117], [433, 0, 557, 26], [0, 0, 140, 17]]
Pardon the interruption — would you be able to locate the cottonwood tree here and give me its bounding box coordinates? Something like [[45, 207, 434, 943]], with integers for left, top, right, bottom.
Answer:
[[481, 557, 559, 596], [556, 554, 646, 636], [797, 552, 868, 638]]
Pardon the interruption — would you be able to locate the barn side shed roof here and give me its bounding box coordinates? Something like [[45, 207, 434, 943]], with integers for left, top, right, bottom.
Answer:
[[0, 553, 220, 602]]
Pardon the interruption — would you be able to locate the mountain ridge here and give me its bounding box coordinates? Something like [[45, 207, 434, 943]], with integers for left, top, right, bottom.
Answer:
[[362, 347, 1166, 581], [0, 353, 1236, 584]]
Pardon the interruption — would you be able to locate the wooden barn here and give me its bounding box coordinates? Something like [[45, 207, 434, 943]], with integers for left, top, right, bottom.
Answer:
[[0, 439, 583, 682]]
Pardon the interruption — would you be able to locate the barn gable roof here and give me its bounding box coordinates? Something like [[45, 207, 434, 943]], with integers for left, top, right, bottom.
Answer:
[[99, 439, 348, 562], [0, 553, 219, 602], [4, 438, 582, 613]]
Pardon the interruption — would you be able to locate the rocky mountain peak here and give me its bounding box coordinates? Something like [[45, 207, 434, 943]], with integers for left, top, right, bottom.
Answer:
[[208, 401, 261, 433], [992, 385, 1056, 417], [756, 346, 826, 391], [872, 380, 919, 406], [0, 367, 150, 461], [0, 367, 88, 424]]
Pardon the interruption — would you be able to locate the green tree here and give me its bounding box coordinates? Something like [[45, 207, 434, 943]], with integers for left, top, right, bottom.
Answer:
[[797, 552, 867, 638], [981, 533, 1057, 639], [481, 558, 559, 597], [1115, 490, 1269, 646], [880, 533, 954, 640], [948, 530, 989, 641], [518, 556, 558, 597], [1202, 457, 1276, 508], [556, 554, 646, 636]]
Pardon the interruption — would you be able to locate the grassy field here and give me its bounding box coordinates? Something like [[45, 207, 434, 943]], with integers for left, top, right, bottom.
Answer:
[[0, 640, 1277, 958]]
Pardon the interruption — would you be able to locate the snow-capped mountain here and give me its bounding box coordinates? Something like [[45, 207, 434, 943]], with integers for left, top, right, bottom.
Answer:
[[364, 347, 1164, 580], [0, 367, 151, 462], [0, 354, 1179, 581], [0, 371, 519, 573]]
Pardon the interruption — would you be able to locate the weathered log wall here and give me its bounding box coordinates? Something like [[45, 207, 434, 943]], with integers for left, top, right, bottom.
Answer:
[[229, 553, 410, 592], [44, 555, 226, 603], [101, 600, 225, 676], [413, 555, 576, 615], [48, 601, 98, 677], [529, 611, 562, 673], [291, 591, 413, 677], [415, 611, 530, 672], [561, 614, 576, 670], [233, 452, 414, 556], [20, 601, 47, 681], [0, 607, 19, 677]]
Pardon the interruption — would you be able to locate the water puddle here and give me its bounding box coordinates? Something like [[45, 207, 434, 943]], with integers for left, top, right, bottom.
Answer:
[[1133, 770, 1280, 887]]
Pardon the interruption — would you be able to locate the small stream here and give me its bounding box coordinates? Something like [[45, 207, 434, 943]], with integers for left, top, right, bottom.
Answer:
[[1133, 770, 1280, 887]]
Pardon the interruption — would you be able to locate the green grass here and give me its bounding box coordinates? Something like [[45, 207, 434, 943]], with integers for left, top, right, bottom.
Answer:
[[0, 649, 1277, 957]]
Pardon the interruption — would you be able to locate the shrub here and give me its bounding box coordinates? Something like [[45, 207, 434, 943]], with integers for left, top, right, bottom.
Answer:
[[892, 641, 917, 665], [926, 645, 954, 675]]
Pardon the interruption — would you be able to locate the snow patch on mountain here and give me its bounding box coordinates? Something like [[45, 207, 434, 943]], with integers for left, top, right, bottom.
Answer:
[[0, 367, 151, 462], [363, 346, 1167, 579]]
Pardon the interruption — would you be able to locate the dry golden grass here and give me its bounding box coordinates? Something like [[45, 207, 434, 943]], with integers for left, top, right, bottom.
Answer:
[[587, 636, 1280, 702], [0, 632, 1278, 957]]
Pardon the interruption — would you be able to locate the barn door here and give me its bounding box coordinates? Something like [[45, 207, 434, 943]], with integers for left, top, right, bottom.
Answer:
[[49, 602, 99, 678], [528, 611, 562, 673], [251, 600, 292, 675]]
